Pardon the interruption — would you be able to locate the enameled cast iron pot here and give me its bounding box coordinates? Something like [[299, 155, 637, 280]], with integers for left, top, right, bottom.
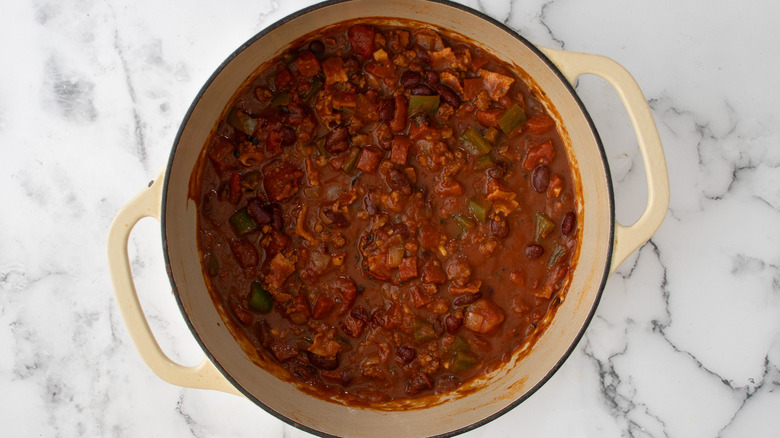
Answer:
[[108, 1, 669, 436]]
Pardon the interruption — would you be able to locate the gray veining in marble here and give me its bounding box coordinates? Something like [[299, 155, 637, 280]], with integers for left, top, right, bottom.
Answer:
[[2, 0, 779, 437]]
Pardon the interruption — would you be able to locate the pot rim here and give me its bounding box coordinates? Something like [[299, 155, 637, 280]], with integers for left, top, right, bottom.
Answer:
[[161, 0, 616, 436]]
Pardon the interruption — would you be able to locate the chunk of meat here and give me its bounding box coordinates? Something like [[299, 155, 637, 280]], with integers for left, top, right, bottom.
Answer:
[[263, 159, 304, 202], [478, 69, 514, 101], [463, 299, 505, 333], [264, 253, 295, 290], [356, 147, 384, 174], [296, 50, 321, 78], [421, 260, 447, 284], [322, 57, 348, 85], [445, 258, 471, 287], [348, 24, 375, 59], [308, 333, 342, 358]]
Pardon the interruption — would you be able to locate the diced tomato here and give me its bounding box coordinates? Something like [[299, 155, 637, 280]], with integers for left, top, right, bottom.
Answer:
[[476, 109, 502, 128], [312, 295, 335, 319], [390, 135, 412, 165], [355, 147, 383, 173], [398, 256, 418, 282], [410, 285, 433, 308], [389, 95, 407, 132], [296, 50, 321, 78], [526, 114, 556, 135], [522, 140, 556, 171], [348, 24, 376, 59]]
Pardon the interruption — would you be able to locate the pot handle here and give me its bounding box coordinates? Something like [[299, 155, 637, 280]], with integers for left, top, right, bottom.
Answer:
[[539, 48, 670, 274], [107, 172, 240, 396]]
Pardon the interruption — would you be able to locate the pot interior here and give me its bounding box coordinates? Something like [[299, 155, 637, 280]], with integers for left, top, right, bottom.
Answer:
[[162, 0, 613, 436]]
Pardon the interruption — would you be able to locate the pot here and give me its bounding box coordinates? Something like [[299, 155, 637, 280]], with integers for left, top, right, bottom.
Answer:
[[108, 0, 669, 436]]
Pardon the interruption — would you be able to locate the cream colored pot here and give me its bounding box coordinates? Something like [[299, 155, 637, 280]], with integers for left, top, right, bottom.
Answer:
[[108, 0, 669, 436]]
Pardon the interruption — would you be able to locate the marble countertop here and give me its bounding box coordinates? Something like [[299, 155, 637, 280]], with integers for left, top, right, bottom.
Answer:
[[2, 0, 778, 436]]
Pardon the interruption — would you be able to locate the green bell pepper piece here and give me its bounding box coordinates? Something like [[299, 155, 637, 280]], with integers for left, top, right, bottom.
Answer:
[[248, 282, 273, 314], [408, 95, 440, 115], [534, 212, 555, 242], [229, 208, 258, 235], [497, 104, 527, 135], [227, 109, 258, 136]]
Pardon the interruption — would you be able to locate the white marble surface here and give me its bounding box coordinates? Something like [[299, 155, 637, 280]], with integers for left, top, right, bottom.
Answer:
[[2, 0, 779, 436]]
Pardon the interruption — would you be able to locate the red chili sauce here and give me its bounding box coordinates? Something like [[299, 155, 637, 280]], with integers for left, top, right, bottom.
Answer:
[[195, 23, 579, 404]]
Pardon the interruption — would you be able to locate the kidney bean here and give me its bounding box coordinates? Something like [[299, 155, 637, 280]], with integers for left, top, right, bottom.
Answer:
[[444, 315, 463, 334], [487, 162, 508, 179], [246, 198, 273, 224], [423, 70, 439, 86], [436, 84, 461, 109], [531, 165, 551, 193], [323, 208, 349, 228], [400, 70, 421, 88], [410, 84, 435, 96], [384, 166, 412, 195], [489, 217, 509, 239], [325, 125, 349, 153], [396, 346, 417, 364], [561, 211, 577, 236], [378, 98, 395, 122], [453, 293, 482, 307], [281, 126, 297, 146], [307, 351, 339, 371], [525, 244, 544, 260], [309, 39, 325, 57]]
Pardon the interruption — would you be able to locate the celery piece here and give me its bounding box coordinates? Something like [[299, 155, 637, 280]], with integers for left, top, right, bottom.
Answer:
[[467, 197, 491, 223], [453, 213, 476, 232], [459, 128, 492, 155], [547, 243, 567, 268]]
